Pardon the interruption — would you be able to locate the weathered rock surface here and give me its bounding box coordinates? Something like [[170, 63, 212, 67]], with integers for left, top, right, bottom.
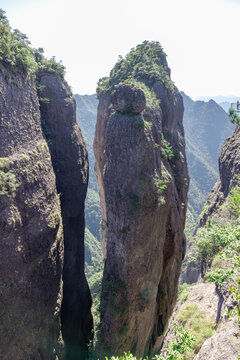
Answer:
[[111, 83, 146, 114], [0, 71, 64, 359], [200, 124, 240, 226], [193, 322, 240, 360], [39, 75, 93, 359], [94, 74, 189, 356]]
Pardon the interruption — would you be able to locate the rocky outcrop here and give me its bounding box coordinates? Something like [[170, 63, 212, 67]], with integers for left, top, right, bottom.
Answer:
[[200, 124, 240, 226], [94, 46, 189, 357], [193, 322, 240, 360], [39, 75, 93, 359], [0, 72, 64, 359], [110, 83, 146, 114], [162, 282, 240, 360]]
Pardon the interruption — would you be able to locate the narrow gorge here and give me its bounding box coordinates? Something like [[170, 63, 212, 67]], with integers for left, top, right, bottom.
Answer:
[[0, 14, 93, 359]]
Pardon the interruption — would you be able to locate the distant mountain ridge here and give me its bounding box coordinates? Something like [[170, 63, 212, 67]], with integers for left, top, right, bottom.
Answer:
[[196, 95, 240, 103], [182, 92, 234, 226], [195, 95, 240, 114]]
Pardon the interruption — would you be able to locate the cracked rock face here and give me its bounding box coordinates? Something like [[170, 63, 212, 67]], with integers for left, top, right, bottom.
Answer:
[[0, 72, 64, 360], [94, 76, 189, 357]]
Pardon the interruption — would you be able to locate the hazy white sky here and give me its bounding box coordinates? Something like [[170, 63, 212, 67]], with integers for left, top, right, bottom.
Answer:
[[1, 0, 240, 98]]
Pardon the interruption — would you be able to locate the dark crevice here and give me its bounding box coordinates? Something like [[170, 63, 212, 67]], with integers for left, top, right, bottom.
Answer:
[[38, 75, 93, 360]]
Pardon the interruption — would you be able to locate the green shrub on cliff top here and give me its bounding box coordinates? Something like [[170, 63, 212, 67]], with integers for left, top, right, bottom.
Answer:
[[33, 48, 65, 80], [96, 41, 175, 99], [0, 10, 36, 74], [0, 9, 65, 79]]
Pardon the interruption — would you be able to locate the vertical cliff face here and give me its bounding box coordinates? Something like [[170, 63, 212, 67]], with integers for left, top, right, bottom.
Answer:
[[39, 75, 93, 359], [94, 42, 189, 357], [0, 72, 64, 359]]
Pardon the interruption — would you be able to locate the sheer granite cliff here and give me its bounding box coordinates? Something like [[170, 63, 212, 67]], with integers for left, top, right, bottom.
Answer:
[[0, 72, 64, 359], [94, 42, 189, 358], [39, 75, 93, 359]]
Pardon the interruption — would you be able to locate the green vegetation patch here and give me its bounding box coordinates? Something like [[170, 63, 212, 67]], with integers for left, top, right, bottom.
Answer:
[[178, 283, 191, 303], [0, 157, 13, 170], [85, 228, 103, 278], [220, 185, 240, 218], [206, 225, 240, 319], [88, 269, 103, 341], [178, 303, 215, 356], [85, 188, 102, 239], [161, 136, 175, 161], [0, 10, 36, 75], [153, 171, 171, 206], [194, 221, 235, 276], [0, 157, 17, 196], [96, 41, 175, 99], [0, 169, 17, 196], [19, 153, 30, 163], [194, 185, 240, 277], [194, 185, 240, 323], [34, 48, 65, 80]]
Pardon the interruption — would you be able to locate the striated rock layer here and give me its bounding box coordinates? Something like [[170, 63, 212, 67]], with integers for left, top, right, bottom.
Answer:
[[39, 75, 93, 359], [94, 54, 189, 356], [0, 71, 64, 359]]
